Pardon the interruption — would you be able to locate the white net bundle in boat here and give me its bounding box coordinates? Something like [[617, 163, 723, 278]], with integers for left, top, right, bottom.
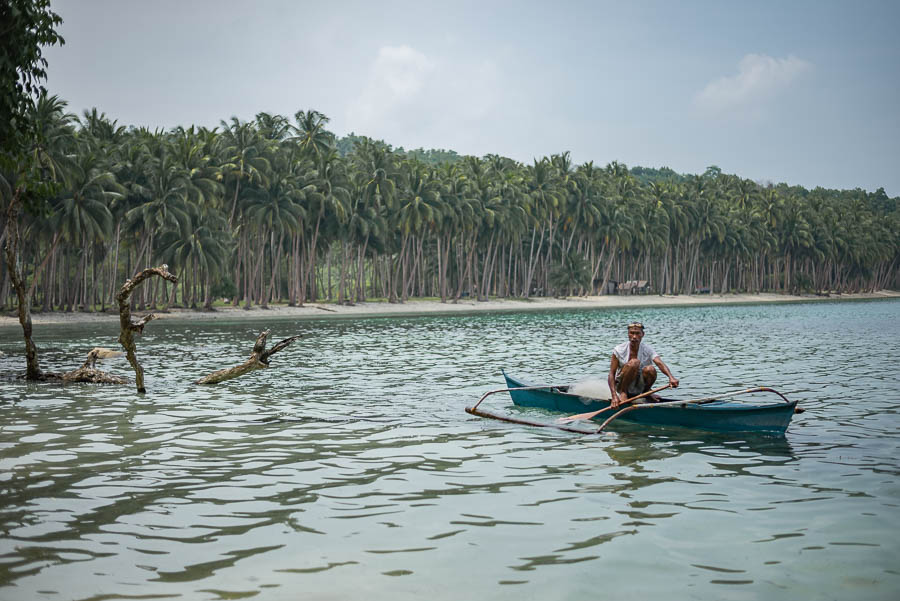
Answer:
[[568, 378, 612, 400]]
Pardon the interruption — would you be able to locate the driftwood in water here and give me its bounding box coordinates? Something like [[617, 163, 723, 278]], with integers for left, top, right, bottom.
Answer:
[[89, 347, 124, 360], [62, 348, 129, 384], [116, 265, 178, 393], [196, 330, 301, 384]]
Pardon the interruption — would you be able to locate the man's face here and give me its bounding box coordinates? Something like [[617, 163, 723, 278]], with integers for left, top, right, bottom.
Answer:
[[628, 327, 644, 343]]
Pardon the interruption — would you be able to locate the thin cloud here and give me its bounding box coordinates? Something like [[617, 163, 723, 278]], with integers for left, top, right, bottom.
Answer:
[[345, 44, 506, 153], [695, 54, 811, 114], [348, 45, 434, 130]]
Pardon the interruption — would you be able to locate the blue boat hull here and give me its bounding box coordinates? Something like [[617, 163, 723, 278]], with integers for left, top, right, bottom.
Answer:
[[502, 372, 797, 435]]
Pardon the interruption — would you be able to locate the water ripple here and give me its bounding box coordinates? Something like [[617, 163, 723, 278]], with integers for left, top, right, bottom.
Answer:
[[1, 300, 898, 600]]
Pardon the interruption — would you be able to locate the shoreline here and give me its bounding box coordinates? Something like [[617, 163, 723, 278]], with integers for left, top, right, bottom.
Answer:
[[2, 291, 898, 327]]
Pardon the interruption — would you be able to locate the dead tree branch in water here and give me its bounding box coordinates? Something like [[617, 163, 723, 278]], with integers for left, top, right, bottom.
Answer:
[[196, 330, 301, 385], [116, 265, 178, 393]]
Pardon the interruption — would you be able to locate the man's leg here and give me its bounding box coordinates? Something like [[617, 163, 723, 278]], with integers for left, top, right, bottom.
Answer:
[[641, 365, 660, 400], [641, 365, 657, 391], [618, 359, 641, 398]]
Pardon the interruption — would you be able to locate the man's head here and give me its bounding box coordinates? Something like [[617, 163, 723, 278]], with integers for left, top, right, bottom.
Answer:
[[627, 321, 644, 343]]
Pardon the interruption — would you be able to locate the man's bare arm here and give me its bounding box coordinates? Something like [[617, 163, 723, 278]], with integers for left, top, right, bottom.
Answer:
[[609, 354, 622, 407], [653, 356, 679, 388]]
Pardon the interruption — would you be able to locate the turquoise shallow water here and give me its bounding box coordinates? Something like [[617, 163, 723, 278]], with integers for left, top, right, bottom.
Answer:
[[1, 299, 898, 600]]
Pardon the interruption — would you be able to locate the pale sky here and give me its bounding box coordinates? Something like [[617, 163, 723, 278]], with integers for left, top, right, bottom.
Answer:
[[44, 0, 900, 195]]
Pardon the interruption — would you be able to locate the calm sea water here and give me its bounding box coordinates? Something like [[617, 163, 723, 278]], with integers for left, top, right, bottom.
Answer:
[[1, 299, 898, 601]]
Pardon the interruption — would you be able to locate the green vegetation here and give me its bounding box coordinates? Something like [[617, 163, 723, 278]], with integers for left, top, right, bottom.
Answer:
[[0, 0, 897, 314], [1, 0, 64, 151], [2, 0, 65, 380], [2, 101, 898, 313]]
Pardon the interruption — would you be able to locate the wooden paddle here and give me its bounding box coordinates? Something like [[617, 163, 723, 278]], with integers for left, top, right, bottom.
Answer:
[[557, 383, 673, 424]]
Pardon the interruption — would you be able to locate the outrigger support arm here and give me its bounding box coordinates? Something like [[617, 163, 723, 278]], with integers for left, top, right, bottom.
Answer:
[[465, 405, 598, 435], [465, 385, 599, 435], [470, 385, 563, 412]]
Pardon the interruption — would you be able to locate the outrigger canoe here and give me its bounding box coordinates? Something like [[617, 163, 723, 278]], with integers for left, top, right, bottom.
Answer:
[[466, 371, 799, 435]]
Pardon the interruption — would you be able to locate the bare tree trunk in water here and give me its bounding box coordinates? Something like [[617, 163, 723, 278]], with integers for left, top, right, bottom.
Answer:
[[4, 191, 61, 380], [116, 265, 178, 393]]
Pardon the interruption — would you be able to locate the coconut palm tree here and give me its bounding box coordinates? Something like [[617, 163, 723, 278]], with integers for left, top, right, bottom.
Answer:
[[395, 159, 442, 300], [255, 111, 291, 143], [172, 125, 224, 208], [1, 93, 77, 379], [777, 192, 815, 293], [156, 203, 231, 308], [549, 249, 592, 296], [219, 116, 269, 227], [301, 149, 349, 302], [291, 109, 334, 159], [50, 151, 118, 310], [123, 135, 192, 307], [23, 93, 77, 188], [244, 153, 306, 307]]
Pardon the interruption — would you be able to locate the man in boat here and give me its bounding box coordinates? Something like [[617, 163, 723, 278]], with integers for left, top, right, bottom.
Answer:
[[609, 321, 679, 408]]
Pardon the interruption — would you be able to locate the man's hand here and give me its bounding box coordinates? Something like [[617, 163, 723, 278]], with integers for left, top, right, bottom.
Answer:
[[611, 393, 625, 409], [669, 377, 680, 388]]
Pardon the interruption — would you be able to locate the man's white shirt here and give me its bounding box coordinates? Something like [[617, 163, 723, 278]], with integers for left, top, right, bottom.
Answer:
[[612, 341, 658, 373]]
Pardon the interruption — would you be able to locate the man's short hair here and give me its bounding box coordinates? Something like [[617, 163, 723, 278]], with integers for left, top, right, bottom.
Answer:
[[627, 321, 644, 331]]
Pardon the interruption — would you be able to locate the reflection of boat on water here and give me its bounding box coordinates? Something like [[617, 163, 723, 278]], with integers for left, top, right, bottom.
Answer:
[[604, 425, 797, 466], [480, 371, 798, 435]]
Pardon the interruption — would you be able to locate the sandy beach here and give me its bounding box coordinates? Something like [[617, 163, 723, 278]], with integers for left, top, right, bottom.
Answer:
[[2, 291, 897, 327]]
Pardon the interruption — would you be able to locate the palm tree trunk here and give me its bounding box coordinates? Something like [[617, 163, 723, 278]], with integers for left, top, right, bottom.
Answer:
[[356, 234, 370, 303], [107, 222, 121, 305], [249, 231, 266, 308], [288, 234, 299, 306], [338, 240, 349, 304], [228, 179, 241, 228], [439, 233, 452, 302], [203, 268, 214, 310], [266, 232, 285, 307], [4, 191, 47, 379], [394, 232, 409, 302], [232, 224, 244, 307], [479, 232, 496, 301], [42, 244, 57, 311], [305, 214, 323, 302], [784, 251, 792, 294], [524, 226, 545, 298], [721, 259, 731, 294]]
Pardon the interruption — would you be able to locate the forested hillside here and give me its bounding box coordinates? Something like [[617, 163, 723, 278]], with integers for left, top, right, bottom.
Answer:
[[2, 98, 897, 312]]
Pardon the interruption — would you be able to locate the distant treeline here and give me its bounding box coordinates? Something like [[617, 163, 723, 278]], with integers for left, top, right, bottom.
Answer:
[[1, 95, 898, 312]]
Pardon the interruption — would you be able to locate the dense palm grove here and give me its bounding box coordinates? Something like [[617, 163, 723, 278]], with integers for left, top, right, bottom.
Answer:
[[1, 95, 898, 313]]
